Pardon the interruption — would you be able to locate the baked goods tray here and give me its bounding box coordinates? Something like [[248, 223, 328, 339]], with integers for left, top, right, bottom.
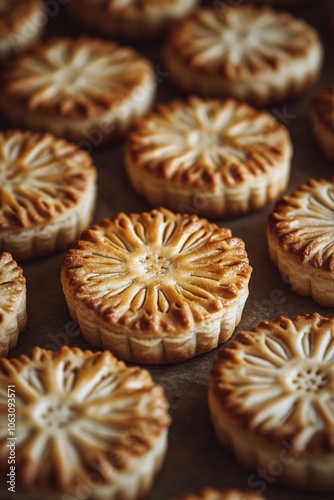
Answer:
[[4, 2, 333, 499]]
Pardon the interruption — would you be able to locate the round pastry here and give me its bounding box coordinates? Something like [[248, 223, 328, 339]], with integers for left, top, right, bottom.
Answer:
[[175, 488, 266, 500], [311, 85, 334, 161], [0, 252, 26, 356], [61, 207, 252, 364], [0, 346, 171, 500], [0, 37, 155, 144], [267, 178, 334, 307], [0, 130, 97, 261], [209, 313, 334, 492], [0, 0, 44, 61], [126, 97, 292, 218], [68, 0, 199, 42], [164, 5, 323, 106]]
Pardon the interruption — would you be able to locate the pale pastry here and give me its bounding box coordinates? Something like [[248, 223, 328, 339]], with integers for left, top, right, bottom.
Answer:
[[0, 130, 97, 261], [0, 252, 26, 356], [175, 488, 266, 500], [165, 5, 323, 106], [267, 178, 334, 306], [0, 37, 155, 143], [209, 313, 334, 492], [311, 85, 334, 161], [68, 0, 199, 42], [126, 97, 293, 218], [61, 207, 252, 364], [0, 346, 171, 500]]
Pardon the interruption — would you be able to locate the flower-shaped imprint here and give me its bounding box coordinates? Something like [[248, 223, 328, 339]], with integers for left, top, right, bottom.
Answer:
[[126, 97, 292, 218], [268, 178, 334, 306], [311, 85, 334, 161], [68, 0, 199, 41], [0, 252, 26, 356], [165, 5, 323, 106], [0, 37, 155, 143], [0, 0, 44, 61], [175, 488, 266, 500], [0, 130, 97, 261], [209, 313, 334, 492], [0, 347, 171, 500], [61, 208, 252, 364]]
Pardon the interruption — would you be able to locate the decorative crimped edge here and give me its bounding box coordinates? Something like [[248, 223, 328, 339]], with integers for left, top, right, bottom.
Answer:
[[175, 487, 266, 500]]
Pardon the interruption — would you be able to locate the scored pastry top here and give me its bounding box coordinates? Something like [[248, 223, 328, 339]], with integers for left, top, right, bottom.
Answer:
[[178, 488, 266, 500], [311, 85, 334, 132], [0, 37, 154, 118], [0, 252, 25, 327], [62, 207, 252, 337], [211, 313, 334, 454], [0, 130, 96, 231], [127, 97, 292, 189], [268, 178, 334, 271]]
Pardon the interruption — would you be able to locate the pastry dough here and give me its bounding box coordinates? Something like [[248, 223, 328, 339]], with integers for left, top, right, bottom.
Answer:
[[176, 488, 266, 500], [311, 85, 334, 161]]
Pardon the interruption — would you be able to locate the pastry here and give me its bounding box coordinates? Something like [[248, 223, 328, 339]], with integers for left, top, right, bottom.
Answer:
[[0, 37, 155, 144], [165, 5, 323, 106], [61, 207, 252, 364], [0, 0, 44, 61], [0, 346, 171, 499], [209, 313, 334, 492], [311, 85, 334, 161], [0, 252, 26, 356], [247, 0, 315, 5], [126, 97, 292, 218], [175, 488, 266, 499], [68, 0, 199, 42], [0, 130, 97, 261], [267, 178, 334, 306]]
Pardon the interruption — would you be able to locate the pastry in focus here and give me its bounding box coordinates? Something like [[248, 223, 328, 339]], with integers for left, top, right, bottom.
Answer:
[[175, 488, 266, 499], [311, 85, 334, 161]]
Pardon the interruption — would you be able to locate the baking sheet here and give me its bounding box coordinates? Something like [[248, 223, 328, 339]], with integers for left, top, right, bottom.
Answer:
[[4, 1, 334, 499]]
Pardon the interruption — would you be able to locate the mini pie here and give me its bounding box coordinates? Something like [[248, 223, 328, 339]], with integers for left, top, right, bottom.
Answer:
[[175, 488, 266, 500], [68, 0, 199, 42], [0, 130, 97, 261], [0, 346, 171, 500], [0, 0, 44, 61], [165, 5, 323, 106], [209, 313, 334, 492], [311, 85, 334, 161], [267, 178, 334, 307], [0, 252, 26, 356], [61, 207, 252, 364], [126, 97, 293, 218], [0, 37, 155, 144]]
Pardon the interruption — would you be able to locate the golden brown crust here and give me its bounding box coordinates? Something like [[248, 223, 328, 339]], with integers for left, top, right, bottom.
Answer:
[[311, 85, 334, 132], [177, 488, 266, 500], [0, 0, 40, 36]]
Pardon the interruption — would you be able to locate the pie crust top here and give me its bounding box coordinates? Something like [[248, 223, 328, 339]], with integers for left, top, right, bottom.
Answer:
[[0, 0, 40, 36], [311, 85, 334, 132], [78, 0, 195, 15], [268, 178, 334, 272], [166, 5, 320, 79], [127, 97, 292, 189], [211, 313, 334, 454], [178, 488, 265, 500], [0, 346, 171, 493], [0, 37, 154, 119], [0, 130, 96, 231], [0, 252, 25, 327], [62, 208, 252, 337]]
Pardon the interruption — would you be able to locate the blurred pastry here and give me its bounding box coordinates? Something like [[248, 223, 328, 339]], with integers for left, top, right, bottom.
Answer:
[[311, 85, 334, 161]]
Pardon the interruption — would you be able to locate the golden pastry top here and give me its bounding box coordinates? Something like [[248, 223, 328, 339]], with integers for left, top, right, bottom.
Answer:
[[0, 252, 25, 327], [178, 488, 266, 500]]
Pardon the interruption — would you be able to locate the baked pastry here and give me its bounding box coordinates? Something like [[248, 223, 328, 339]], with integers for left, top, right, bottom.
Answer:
[[0, 252, 26, 356], [0, 130, 97, 261], [68, 0, 199, 42], [267, 178, 334, 306], [0, 346, 171, 499], [0, 0, 44, 61], [247, 0, 315, 5], [209, 313, 334, 492], [311, 85, 334, 161], [126, 97, 292, 218], [175, 488, 266, 499], [165, 5, 323, 106], [0, 37, 155, 143], [61, 207, 252, 364]]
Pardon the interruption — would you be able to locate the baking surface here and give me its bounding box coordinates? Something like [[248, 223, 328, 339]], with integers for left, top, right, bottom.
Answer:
[[4, 1, 334, 499]]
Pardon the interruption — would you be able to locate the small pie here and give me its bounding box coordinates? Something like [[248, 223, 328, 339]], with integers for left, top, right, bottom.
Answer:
[[0, 346, 171, 500], [0, 252, 26, 356], [0, 37, 155, 144], [126, 97, 293, 218], [164, 5, 323, 106], [61, 207, 252, 364], [68, 0, 199, 42], [209, 313, 334, 492], [0, 0, 44, 61], [175, 488, 266, 500], [311, 85, 334, 161], [267, 178, 334, 307], [0, 130, 97, 261]]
